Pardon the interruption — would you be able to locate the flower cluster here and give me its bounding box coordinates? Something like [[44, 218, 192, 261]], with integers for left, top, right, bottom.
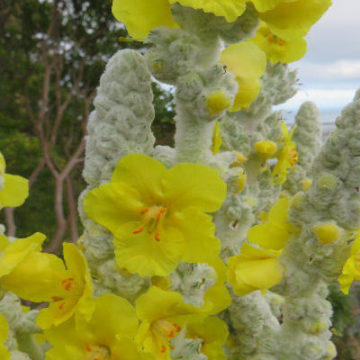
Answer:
[[1, 1, 354, 359]]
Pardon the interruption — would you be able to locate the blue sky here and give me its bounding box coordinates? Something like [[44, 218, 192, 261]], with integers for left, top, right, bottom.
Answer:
[[279, 0, 360, 113]]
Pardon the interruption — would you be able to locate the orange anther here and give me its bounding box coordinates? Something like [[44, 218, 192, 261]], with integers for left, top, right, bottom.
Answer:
[[61, 278, 75, 291], [155, 233, 161, 242], [141, 208, 149, 215], [161, 345, 166, 353], [133, 226, 145, 235], [52, 296, 64, 302], [156, 208, 166, 220], [86, 345, 92, 352], [58, 302, 66, 310]]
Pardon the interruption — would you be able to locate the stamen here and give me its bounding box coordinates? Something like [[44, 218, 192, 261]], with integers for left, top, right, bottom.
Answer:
[[61, 277, 75, 291], [133, 226, 145, 235], [133, 206, 167, 241]]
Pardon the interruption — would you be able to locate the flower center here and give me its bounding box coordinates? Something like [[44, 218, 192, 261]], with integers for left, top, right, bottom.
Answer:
[[288, 146, 298, 166], [84, 345, 110, 360], [268, 33, 285, 46], [51, 276, 82, 310], [152, 319, 182, 353], [133, 206, 167, 241]]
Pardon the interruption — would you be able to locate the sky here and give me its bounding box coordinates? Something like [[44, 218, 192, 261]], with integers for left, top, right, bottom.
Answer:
[[279, 0, 360, 116]]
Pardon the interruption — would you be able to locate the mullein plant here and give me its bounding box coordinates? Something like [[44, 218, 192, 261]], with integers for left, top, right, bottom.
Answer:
[[1, 1, 360, 359]]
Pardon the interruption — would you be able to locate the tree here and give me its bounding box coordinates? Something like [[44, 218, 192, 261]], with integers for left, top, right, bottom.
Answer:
[[0, 0, 174, 253]]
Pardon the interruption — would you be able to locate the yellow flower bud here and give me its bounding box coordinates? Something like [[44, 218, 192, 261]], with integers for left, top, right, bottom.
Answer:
[[230, 151, 248, 167], [206, 91, 232, 116], [302, 178, 312, 191], [312, 222, 342, 245], [324, 342, 337, 360], [234, 169, 246, 193], [254, 140, 277, 159], [210, 121, 222, 154]]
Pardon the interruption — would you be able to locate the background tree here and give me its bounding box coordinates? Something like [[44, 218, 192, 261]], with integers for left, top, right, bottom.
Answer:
[[0, 0, 175, 252]]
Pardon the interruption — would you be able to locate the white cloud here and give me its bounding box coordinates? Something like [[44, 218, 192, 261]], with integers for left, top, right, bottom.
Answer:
[[296, 61, 360, 81], [280, 0, 360, 113], [278, 89, 356, 111]]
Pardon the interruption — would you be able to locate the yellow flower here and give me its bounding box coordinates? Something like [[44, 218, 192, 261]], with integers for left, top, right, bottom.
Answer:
[[210, 121, 222, 154], [251, 23, 307, 63], [36, 243, 94, 329], [227, 198, 296, 295], [227, 243, 284, 296], [272, 122, 298, 185], [0, 237, 93, 329], [259, 0, 332, 41], [253, 140, 278, 159], [185, 316, 228, 360], [247, 197, 296, 250], [135, 286, 201, 359], [84, 154, 226, 277], [338, 232, 360, 294], [220, 41, 266, 111], [112, 0, 248, 39], [312, 222, 342, 245], [44, 294, 147, 360], [0, 151, 28, 209], [0, 314, 10, 360]]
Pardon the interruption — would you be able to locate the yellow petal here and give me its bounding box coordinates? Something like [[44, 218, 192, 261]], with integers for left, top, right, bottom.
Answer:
[[179, 209, 221, 263], [85, 294, 138, 345], [112, 154, 167, 199], [112, 0, 177, 40], [0, 174, 29, 208], [114, 221, 184, 277], [1, 251, 67, 302], [163, 162, 227, 212], [136, 286, 198, 323], [84, 182, 143, 235], [221, 42, 266, 111], [248, 223, 290, 250], [251, 0, 281, 12], [338, 256, 357, 295], [186, 316, 228, 360], [260, 0, 332, 41], [169, 0, 247, 23], [227, 245, 283, 296], [0, 232, 46, 277], [0, 314, 10, 360]]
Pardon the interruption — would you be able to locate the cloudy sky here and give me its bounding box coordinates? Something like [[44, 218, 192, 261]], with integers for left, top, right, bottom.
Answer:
[[279, 0, 360, 116]]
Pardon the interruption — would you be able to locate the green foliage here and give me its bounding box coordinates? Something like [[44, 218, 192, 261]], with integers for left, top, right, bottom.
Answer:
[[151, 82, 176, 146], [0, 0, 175, 240]]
